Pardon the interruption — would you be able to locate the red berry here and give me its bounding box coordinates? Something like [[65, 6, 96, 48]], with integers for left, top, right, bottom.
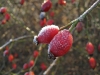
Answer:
[[50, 11, 55, 17], [71, 0, 76, 4], [40, 63, 47, 70], [86, 42, 94, 56], [3, 50, 9, 56], [0, 7, 7, 14], [1, 19, 6, 24], [28, 60, 34, 68], [58, 0, 66, 5], [14, 53, 18, 58], [48, 29, 73, 59], [5, 46, 9, 50], [24, 72, 29, 75], [29, 71, 35, 75], [12, 63, 17, 70], [23, 63, 29, 70], [33, 25, 59, 44], [41, 0, 52, 12], [20, 0, 25, 5], [46, 19, 54, 25], [40, 18, 47, 27], [4, 13, 10, 21], [76, 22, 84, 32], [33, 50, 39, 58], [8, 54, 14, 62], [98, 44, 100, 52], [89, 57, 96, 69]]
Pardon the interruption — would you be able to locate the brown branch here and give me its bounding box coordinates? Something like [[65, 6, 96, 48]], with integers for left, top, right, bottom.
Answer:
[[43, 0, 100, 75]]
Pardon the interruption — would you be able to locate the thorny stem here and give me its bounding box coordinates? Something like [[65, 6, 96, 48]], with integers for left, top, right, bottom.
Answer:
[[43, 0, 100, 75]]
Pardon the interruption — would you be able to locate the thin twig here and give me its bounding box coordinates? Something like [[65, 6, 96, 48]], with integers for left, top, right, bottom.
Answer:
[[43, 57, 59, 75], [29, 44, 43, 71], [0, 35, 34, 51], [43, 0, 100, 75]]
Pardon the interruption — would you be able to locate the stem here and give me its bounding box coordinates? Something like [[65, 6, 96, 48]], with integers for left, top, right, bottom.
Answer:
[[0, 35, 34, 51], [78, 0, 100, 21], [43, 57, 59, 75]]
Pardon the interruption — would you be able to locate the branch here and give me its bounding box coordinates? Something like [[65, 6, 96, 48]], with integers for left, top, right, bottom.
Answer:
[[60, 0, 100, 31], [0, 35, 34, 51], [43, 57, 59, 75], [43, 0, 100, 75]]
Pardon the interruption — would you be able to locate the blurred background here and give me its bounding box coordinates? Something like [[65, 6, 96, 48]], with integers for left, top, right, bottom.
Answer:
[[0, 0, 100, 75]]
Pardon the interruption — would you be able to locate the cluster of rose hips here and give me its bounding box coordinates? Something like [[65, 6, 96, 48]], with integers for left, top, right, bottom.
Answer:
[[3, 46, 18, 70], [0, 7, 10, 25], [23, 50, 47, 75], [39, 0, 76, 27], [37, 0, 74, 59], [0, 0, 24, 25], [34, 0, 75, 59], [33, 25, 73, 59], [3, 46, 47, 74], [76, 21, 99, 69], [39, 0, 68, 27], [86, 42, 100, 69]]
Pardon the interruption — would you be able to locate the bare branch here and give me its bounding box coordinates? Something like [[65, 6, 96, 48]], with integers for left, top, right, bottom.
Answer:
[[43, 57, 59, 75], [0, 35, 34, 51]]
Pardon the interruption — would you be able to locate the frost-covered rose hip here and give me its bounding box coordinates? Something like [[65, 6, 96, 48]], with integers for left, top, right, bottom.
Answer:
[[0, 7, 7, 14], [33, 25, 59, 45], [48, 29, 73, 59]]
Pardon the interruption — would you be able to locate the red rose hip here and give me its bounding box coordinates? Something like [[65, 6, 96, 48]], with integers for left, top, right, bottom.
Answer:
[[12, 63, 17, 70], [23, 63, 29, 70], [40, 63, 47, 70], [20, 0, 25, 5], [28, 60, 34, 68], [48, 29, 73, 59], [33, 50, 39, 58], [41, 0, 52, 12], [33, 25, 59, 45], [3, 50, 9, 56], [76, 21, 84, 32], [46, 19, 54, 25], [98, 44, 100, 52], [86, 42, 94, 56], [8, 54, 14, 62], [58, 0, 66, 5], [0, 7, 7, 14], [24, 72, 29, 75], [5, 13, 10, 21], [89, 57, 96, 69]]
